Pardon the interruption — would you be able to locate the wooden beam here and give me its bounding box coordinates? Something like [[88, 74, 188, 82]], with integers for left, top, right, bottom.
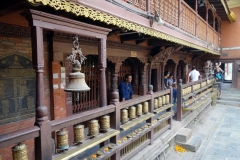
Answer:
[[148, 38, 176, 46], [120, 33, 152, 42]]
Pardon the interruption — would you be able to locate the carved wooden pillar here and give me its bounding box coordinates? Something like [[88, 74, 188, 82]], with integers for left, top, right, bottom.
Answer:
[[148, 62, 152, 85], [98, 38, 107, 107], [132, 65, 139, 95], [31, 26, 52, 160], [161, 62, 166, 90], [139, 63, 149, 95], [157, 63, 162, 91], [174, 63, 178, 82], [183, 63, 188, 84]]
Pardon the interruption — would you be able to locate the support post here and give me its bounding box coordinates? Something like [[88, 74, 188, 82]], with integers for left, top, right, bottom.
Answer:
[[147, 85, 154, 145], [168, 82, 173, 129], [139, 63, 149, 95], [31, 26, 52, 160], [98, 38, 107, 107], [110, 62, 122, 104], [177, 79, 183, 121]]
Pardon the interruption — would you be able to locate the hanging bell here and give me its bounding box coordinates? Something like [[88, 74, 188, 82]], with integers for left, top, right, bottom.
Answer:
[[64, 68, 90, 92], [12, 143, 28, 160]]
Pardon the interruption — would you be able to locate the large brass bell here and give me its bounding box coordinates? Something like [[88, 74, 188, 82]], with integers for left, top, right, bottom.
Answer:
[[64, 35, 90, 97], [12, 143, 28, 160]]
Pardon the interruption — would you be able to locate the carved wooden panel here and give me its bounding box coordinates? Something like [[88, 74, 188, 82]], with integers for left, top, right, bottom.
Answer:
[[181, 1, 195, 35], [197, 17, 207, 41]]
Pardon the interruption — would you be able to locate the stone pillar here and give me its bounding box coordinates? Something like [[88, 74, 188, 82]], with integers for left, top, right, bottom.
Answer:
[[139, 63, 149, 95], [98, 38, 107, 107]]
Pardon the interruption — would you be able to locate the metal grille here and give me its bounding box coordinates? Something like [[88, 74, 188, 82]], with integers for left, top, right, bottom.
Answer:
[[118, 60, 133, 85]]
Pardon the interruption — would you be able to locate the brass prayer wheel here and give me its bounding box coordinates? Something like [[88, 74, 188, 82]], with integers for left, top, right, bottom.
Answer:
[[154, 99, 158, 109], [136, 104, 142, 116], [162, 96, 166, 105], [143, 102, 148, 114], [166, 95, 169, 104], [0, 153, 1, 160], [56, 130, 69, 151], [121, 109, 129, 123], [74, 124, 85, 143], [158, 97, 162, 107], [12, 143, 28, 160], [129, 106, 136, 119], [100, 115, 110, 132], [88, 119, 99, 137]]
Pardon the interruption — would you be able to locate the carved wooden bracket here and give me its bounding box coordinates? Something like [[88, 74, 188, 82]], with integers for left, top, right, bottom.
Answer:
[[107, 56, 127, 63], [149, 45, 183, 63], [137, 57, 148, 63]]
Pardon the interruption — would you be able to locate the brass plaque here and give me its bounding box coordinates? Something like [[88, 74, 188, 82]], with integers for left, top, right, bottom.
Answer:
[[0, 54, 35, 125]]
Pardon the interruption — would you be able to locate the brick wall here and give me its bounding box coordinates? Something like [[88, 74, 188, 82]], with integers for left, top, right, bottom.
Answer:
[[0, 34, 50, 159]]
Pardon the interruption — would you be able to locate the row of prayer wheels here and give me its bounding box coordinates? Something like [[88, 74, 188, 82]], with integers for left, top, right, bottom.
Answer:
[[154, 94, 170, 109], [183, 87, 191, 96], [56, 115, 110, 152], [193, 84, 201, 91], [0, 143, 29, 160], [202, 81, 207, 87], [121, 102, 149, 123]]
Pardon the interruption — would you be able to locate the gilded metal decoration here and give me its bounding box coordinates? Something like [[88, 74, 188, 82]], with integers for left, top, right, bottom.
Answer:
[[88, 119, 99, 137], [26, 0, 220, 55], [12, 143, 28, 160], [74, 124, 85, 144], [121, 109, 129, 123], [129, 106, 136, 119], [143, 102, 148, 114], [100, 115, 110, 132], [64, 35, 90, 99], [136, 104, 142, 116], [56, 129, 69, 151]]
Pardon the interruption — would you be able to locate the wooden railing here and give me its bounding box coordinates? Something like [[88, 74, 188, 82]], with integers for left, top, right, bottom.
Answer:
[[177, 77, 215, 121], [0, 87, 173, 160], [120, 0, 220, 48]]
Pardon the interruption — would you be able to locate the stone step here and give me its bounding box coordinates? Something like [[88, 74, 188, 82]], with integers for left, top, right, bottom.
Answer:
[[217, 100, 240, 107], [176, 133, 204, 152], [220, 96, 240, 102], [176, 128, 192, 143]]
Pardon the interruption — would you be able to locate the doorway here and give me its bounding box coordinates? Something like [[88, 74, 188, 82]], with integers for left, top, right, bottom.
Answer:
[[151, 69, 158, 92], [223, 63, 233, 82]]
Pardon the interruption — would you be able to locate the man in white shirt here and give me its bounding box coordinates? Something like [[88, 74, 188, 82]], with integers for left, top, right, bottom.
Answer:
[[188, 66, 200, 82]]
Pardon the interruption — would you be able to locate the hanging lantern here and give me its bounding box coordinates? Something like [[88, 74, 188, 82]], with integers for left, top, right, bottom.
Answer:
[[56, 129, 69, 152], [12, 143, 28, 160], [74, 124, 85, 144], [64, 35, 90, 100]]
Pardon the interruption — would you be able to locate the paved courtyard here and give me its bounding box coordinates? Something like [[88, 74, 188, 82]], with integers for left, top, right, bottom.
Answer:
[[167, 103, 240, 160]]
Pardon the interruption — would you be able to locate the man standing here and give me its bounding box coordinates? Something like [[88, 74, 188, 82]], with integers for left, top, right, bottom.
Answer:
[[214, 64, 224, 98], [188, 66, 200, 82], [119, 74, 134, 101]]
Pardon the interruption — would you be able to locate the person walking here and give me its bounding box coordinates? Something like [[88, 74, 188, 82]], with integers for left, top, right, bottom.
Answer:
[[188, 66, 200, 82], [214, 63, 224, 99], [119, 74, 134, 101]]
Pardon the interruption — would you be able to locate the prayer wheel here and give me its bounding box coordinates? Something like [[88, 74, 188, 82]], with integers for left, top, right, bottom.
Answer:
[[154, 99, 158, 109], [88, 119, 99, 137], [162, 96, 166, 105], [143, 102, 148, 114], [0, 153, 1, 160], [56, 130, 69, 151], [121, 109, 129, 123], [12, 143, 28, 160], [129, 106, 136, 119], [100, 115, 110, 132], [158, 97, 162, 107], [136, 104, 142, 116], [74, 124, 85, 143], [166, 95, 169, 104]]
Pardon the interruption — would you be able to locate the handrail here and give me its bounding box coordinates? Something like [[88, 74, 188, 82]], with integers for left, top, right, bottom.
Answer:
[[51, 105, 116, 131], [152, 89, 170, 98], [0, 126, 40, 149], [118, 94, 152, 109]]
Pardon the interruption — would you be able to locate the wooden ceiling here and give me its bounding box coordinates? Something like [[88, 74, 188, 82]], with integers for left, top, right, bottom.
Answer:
[[227, 0, 240, 8]]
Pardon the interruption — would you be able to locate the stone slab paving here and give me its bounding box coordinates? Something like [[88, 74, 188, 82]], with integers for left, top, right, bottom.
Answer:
[[166, 104, 240, 160]]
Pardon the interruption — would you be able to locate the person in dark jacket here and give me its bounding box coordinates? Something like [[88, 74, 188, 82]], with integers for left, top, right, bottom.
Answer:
[[119, 74, 134, 101]]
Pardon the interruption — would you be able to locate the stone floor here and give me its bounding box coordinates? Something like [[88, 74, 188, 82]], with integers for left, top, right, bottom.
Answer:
[[166, 83, 240, 160]]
